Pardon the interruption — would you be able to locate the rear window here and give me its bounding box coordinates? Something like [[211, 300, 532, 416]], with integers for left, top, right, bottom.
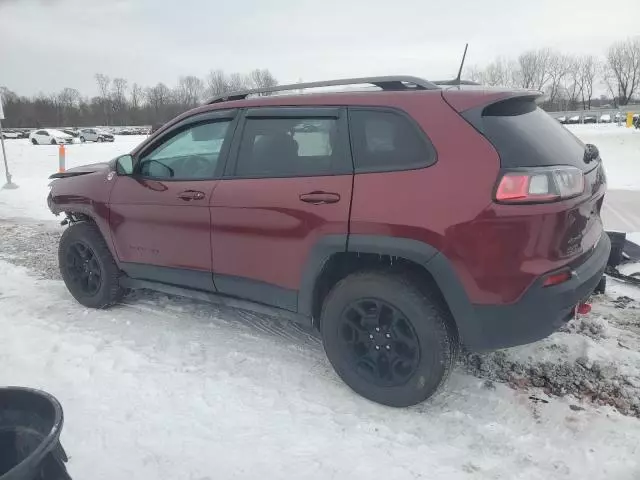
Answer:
[[349, 109, 436, 172], [479, 99, 589, 171]]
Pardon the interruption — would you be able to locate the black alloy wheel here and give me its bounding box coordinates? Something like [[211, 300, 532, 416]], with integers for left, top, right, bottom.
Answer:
[[64, 241, 102, 296], [339, 298, 420, 387]]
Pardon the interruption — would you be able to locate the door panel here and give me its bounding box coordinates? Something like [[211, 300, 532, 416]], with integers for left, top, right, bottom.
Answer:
[[109, 176, 217, 275], [210, 175, 352, 294]]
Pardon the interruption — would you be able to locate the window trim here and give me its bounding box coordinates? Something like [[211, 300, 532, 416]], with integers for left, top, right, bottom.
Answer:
[[347, 106, 437, 174], [223, 107, 353, 180], [132, 109, 239, 182]]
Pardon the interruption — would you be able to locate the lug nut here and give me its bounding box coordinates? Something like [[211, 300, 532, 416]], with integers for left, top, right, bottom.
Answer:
[[375, 327, 380, 332], [385, 345, 391, 350], [375, 345, 380, 350], [369, 334, 374, 339], [385, 333, 391, 339]]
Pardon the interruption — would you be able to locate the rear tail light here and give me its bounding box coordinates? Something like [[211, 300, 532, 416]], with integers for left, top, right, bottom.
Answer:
[[542, 268, 572, 287], [495, 166, 584, 204]]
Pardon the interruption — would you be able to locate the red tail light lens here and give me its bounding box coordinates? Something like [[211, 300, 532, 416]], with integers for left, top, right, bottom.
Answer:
[[495, 167, 584, 204], [542, 268, 572, 287]]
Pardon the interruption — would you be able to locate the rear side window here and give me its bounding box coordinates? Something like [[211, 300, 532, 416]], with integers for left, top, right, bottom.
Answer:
[[235, 117, 345, 177], [349, 109, 436, 172], [479, 99, 588, 171]]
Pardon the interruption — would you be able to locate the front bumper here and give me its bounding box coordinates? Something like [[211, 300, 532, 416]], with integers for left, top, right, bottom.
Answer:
[[464, 232, 611, 351]]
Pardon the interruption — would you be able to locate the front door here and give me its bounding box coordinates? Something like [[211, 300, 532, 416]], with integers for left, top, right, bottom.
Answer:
[[109, 111, 236, 291], [210, 107, 353, 310]]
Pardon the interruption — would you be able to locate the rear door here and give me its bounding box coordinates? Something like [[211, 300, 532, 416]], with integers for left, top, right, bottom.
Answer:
[[109, 109, 237, 291], [210, 107, 353, 311]]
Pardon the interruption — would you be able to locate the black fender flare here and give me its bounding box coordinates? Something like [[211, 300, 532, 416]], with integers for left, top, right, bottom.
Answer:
[[298, 234, 481, 344]]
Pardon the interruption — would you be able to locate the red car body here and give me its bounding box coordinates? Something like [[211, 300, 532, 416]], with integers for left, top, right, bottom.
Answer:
[[49, 84, 609, 351]]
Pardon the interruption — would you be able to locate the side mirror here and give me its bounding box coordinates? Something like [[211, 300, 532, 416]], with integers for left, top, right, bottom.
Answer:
[[139, 159, 174, 178], [116, 154, 134, 175]]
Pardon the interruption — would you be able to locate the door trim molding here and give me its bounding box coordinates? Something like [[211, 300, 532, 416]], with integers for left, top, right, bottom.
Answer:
[[120, 262, 216, 292]]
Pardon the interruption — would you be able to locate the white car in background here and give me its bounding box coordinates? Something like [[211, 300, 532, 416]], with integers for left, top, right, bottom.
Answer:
[[29, 129, 74, 145], [600, 114, 611, 123], [78, 128, 115, 143]]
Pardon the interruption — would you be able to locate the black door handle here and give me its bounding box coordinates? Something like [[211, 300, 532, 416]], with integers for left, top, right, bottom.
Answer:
[[299, 191, 340, 205], [177, 190, 205, 201]]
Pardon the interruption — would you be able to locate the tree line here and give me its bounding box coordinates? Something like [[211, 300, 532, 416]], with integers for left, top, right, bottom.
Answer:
[[466, 37, 640, 111], [1, 37, 638, 128], [0, 69, 277, 128]]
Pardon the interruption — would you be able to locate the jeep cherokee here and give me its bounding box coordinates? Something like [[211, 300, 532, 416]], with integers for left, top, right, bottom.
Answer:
[[48, 76, 610, 407]]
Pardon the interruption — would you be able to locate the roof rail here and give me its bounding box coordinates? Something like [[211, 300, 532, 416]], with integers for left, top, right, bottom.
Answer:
[[205, 75, 440, 104]]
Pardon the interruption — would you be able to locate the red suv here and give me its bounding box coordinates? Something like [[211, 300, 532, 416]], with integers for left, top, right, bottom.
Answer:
[[48, 76, 609, 407]]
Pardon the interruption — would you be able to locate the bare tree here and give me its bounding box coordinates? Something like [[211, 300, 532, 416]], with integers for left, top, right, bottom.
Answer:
[[518, 48, 554, 90], [561, 56, 584, 111], [227, 73, 248, 92], [177, 75, 204, 107], [206, 69, 229, 97], [479, 57, 519, 87], [111, 78, 128, 116], [248, 69, 278, 93], [579, 55, 599, 109], [463, 65, 484, 84], [606, 37, 640, 105], [130, 83, 144, 110], [145, 83, 172, 117], [545, 53, 571, 105], [95, 73, 111, 124]]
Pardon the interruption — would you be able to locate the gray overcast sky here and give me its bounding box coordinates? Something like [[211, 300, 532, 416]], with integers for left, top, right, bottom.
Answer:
[[1, 0, 638, 96]]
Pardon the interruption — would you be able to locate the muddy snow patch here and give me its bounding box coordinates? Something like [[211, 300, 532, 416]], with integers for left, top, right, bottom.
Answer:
[[463, 295, 640, 417]]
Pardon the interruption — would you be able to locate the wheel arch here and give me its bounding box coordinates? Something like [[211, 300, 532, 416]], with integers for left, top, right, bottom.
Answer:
[[299, 234, 481, 345]]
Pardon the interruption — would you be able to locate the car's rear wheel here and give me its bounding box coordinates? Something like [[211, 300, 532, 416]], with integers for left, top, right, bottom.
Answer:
[[80, 136, 85, 143], [320, 271, 458, 407], [97, 137, 104, 142], [31, 138, 38, 145], [50, 139, 57, 145], [59, 222, 123, 308]]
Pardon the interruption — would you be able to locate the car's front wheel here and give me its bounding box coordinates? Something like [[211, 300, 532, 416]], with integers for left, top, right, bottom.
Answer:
[[79, 136, 85, 143], [31, 138, 38, 145], [59, 222, 123, 308], [97, 137, 104, 142], [50, 139, 57, 145], [320, 271, 458, 407]]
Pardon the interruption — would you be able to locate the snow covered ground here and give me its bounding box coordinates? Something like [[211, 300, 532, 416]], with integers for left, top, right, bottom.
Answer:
[[1, 126, 640, 479]]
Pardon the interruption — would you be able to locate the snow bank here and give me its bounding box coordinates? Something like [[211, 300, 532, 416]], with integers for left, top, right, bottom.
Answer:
[[1, 259, 640, 479]]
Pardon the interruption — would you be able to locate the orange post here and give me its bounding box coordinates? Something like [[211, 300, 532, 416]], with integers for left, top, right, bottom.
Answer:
[[58, 144, 65, 173]]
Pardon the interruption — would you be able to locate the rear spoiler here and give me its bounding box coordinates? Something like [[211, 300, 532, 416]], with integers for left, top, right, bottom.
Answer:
[[442, 88, 542, 113]]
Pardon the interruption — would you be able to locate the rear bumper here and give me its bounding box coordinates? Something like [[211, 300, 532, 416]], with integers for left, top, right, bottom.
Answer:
[[464, 232, 611, 351]]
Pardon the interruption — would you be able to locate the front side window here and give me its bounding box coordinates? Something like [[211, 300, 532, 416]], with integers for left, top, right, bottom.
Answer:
[[349, 109, 435, 172], [235, 117, 342, 177], [138, 121, 231, 180]]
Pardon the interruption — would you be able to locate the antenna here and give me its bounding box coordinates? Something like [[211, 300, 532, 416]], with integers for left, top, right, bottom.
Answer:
[[454, 43, 469, 85]]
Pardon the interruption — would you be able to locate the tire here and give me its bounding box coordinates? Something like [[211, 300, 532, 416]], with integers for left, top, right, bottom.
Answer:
[[31, 138, 38, 145], [58, 222, 123, 308], [97, 137, 104, 142], [320, 271, 458, 407], [80, 136, 85, 143], [50, 139, 57, 145]]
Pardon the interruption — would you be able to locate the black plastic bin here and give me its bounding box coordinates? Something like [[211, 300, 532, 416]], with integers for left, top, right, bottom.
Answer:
[[0, 388, 70, 480]]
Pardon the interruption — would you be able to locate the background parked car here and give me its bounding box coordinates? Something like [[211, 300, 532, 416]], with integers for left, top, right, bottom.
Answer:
[[62, 129, 80, 138], [566, 115, 580, 124], [599, 114, 611, 123], [583, 115, 597, 124], [1, 130, 20, 139], [29, 129, 74, 145], [18, 130, 31, 138], [556, 116, 567, 124], [79, 128, 114, 142]]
